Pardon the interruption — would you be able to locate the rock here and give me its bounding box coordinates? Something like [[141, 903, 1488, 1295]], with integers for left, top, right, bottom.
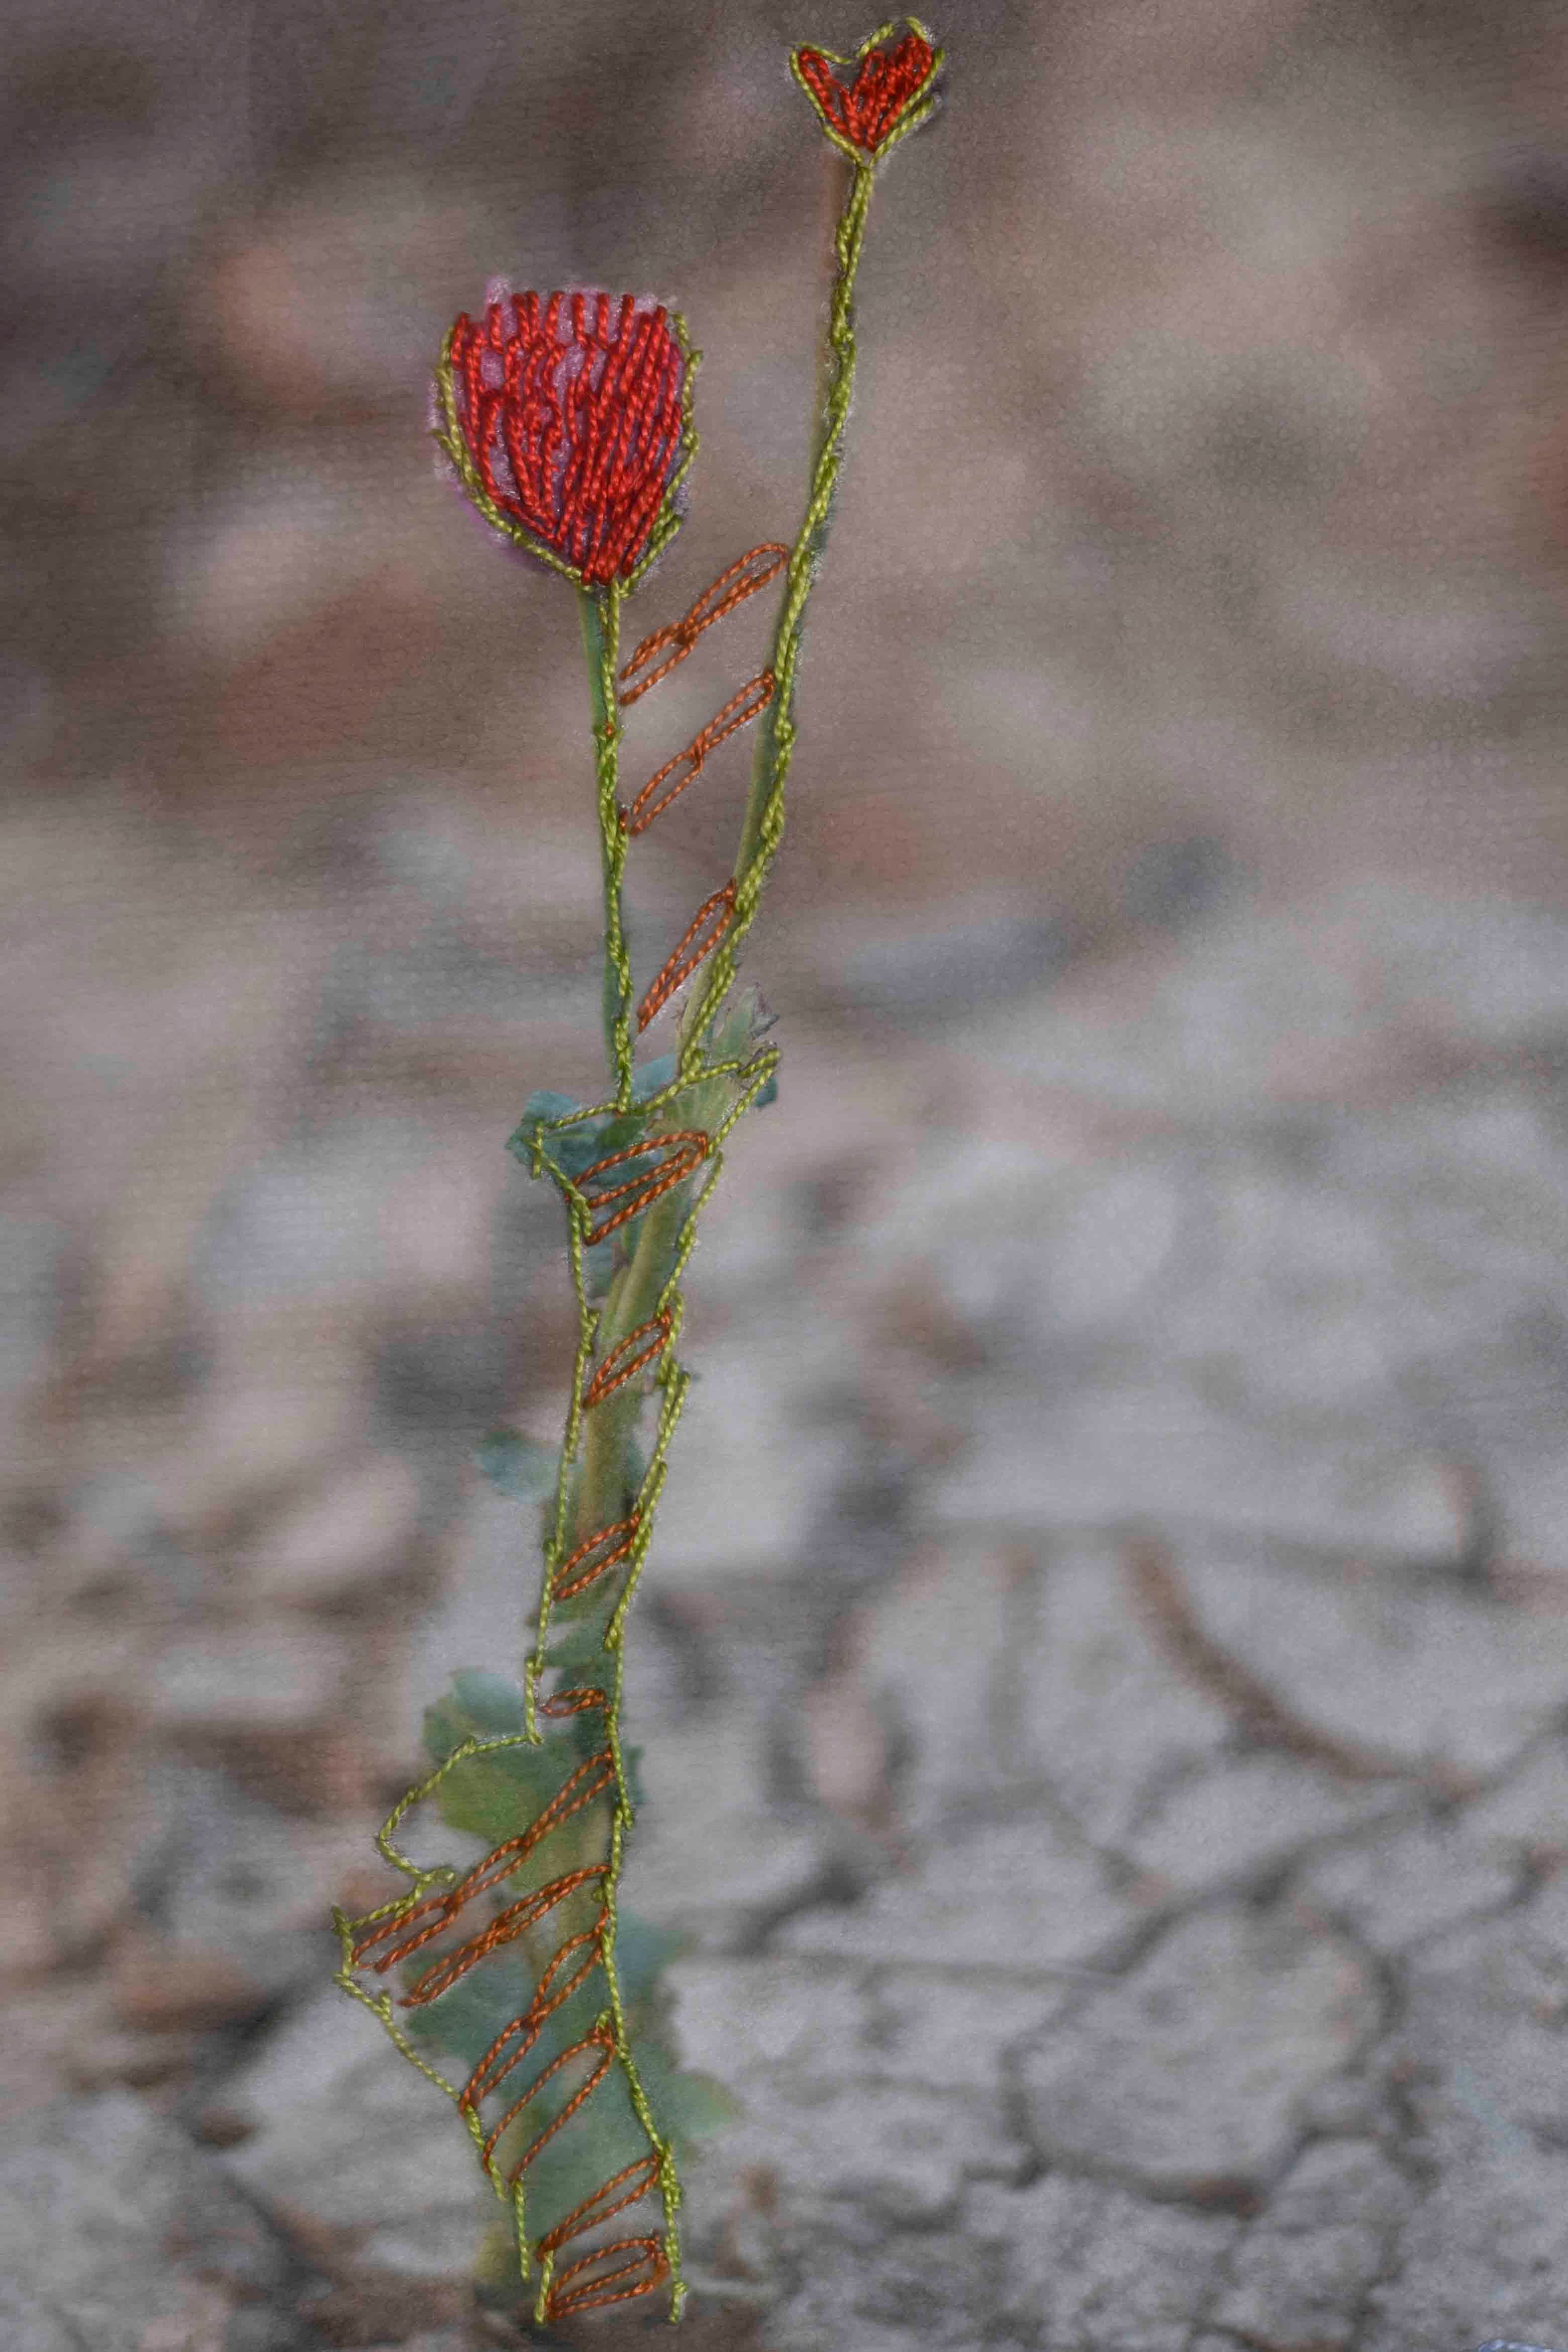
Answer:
[[0, 1986, 106, 2126], [668, 1960, 1026, 2246], [774, 1817, 1136, 1971], [218, 1989, 486, 2278], [863, 1967, 1079, 2091], [1019, 1902, 1380, 2198], [1465, 1741, 1568, 1862], [666, 1955, 870, 2089], [128, 1759, 365, 2003], [144, 1624, 349, 1733], [1180, 1542, 1568, 1780], [109, 1929, 268, 2032], [0, 2091, 287, 2352], [640, 1303, 858, 1584], [1297, 1816, 1520, 1950], [0, 1208, 64, 1404], [1364, 1875, 1568, 2352], [1209, 2137, 1414, 2351], [855, 1131, 1187, 1349], [853, 1541, 1029, 1836], [694, 2076, 1023, 2235], [926, 1378, 1489, 1566], [1130, 1752, 1403, 1897], [1018, 1538, 1231, 1852], [244, 1451, 423, 1606], [61, 2024, 194, 2095], [798, 899, 1074, 1026], [762, 2224, 995, 2352], [975, 886, 1568, 1123], [966, 2173, 1240, 2351], [618, 1701, 828, 1942]]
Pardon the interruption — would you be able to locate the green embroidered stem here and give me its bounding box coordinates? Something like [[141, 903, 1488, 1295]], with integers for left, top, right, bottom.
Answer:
[[681, 157, 875, 1082], [581, 583, 636, 1107], [335, 31, 938, 2327]]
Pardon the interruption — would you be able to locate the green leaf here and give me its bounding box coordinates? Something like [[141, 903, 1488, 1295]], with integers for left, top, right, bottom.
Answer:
[[516, 1086, 580, 1130], [501, 2061, 650, 2248], [422, 1673, 598, 1847], [475, 1429, 558, 1502], [446, 1669, 529, 1736], [610, 1909, 685, 2014], [582, 1234, 618, 1299], [544, 1615, 610, 1677], [634, 2039, 742, 2153], [632, 1052, 679, 1103], [621, 1743, 648, 1814], [505, 1091, 580, 1174], [406, 1943, 604, 2084]]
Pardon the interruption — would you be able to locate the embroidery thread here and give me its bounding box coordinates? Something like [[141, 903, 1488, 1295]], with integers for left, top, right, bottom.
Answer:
[[334, 21, 946, 2329]]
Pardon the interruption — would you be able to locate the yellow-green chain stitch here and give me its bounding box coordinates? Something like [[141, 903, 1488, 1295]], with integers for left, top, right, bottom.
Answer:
[[334, 26, 940, 2326]]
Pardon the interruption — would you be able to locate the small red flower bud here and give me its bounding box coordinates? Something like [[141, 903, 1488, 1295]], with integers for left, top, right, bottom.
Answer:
[[791, 18, 943, 166], [433, 286, 699, 593]]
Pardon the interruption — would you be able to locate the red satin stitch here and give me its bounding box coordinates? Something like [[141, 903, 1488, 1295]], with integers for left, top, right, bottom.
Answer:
[[447, 290, 691, 585], [796, 29, 935, 155]]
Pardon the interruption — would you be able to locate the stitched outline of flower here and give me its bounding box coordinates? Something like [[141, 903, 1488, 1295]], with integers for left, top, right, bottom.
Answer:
[[433, 285, 700, 593], [790, 17, 944, 167]]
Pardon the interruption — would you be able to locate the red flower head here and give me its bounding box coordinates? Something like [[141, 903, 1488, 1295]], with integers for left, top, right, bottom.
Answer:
[[791, 17, 943, 166], [433, 284, 699, 593]]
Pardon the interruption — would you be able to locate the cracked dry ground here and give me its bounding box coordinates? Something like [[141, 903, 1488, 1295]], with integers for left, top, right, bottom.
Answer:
[[7, 877, 1568, 2352]]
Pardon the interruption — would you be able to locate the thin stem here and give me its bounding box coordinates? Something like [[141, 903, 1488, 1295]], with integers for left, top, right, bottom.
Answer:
[[580, 582, 635, 1106], [679, 157, 877, 1081]]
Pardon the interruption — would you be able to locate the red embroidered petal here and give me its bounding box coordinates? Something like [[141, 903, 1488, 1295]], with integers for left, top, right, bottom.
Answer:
[[444, 287, 692, 587], [795, 27, 936, 158]]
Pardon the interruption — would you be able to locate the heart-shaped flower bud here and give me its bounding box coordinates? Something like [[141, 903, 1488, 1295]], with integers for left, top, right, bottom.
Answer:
[[791, 18, 943, 166]]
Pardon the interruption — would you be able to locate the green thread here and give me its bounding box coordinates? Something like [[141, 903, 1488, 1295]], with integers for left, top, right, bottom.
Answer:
[[788, 18, 945, 169], [338, 32, 935, 2325], [581, 583, 637, 1106], [681, 158, 876, 1077]]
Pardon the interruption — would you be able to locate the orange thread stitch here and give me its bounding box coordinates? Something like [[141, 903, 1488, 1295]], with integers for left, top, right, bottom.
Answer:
[[580, 1312, 673, 1410], [618, 542, 789, 704], [621, 673, 775, 838], [540, 1684, 610, 1718], [550, 2237, 671, 2320], [499, 2019, 617, 2178], [578, 1130, 710, 1245], [352, 1754, 616, 1975], [636, 882, 737, 1032], [537, 2155, 663, 2254], [462, 1931, 603, 2110], [482, 2018, 617, 2173], [401, 1866, 610, 2009], [551, 1515, 640, 1603]]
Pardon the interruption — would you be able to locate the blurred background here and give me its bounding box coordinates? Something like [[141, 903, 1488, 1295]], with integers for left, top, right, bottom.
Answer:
[[6, 0, 1568, 2345]]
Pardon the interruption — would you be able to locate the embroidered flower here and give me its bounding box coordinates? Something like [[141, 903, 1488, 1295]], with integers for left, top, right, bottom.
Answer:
[[433, 285, 699, 592], [791, 18, 943, 166]]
